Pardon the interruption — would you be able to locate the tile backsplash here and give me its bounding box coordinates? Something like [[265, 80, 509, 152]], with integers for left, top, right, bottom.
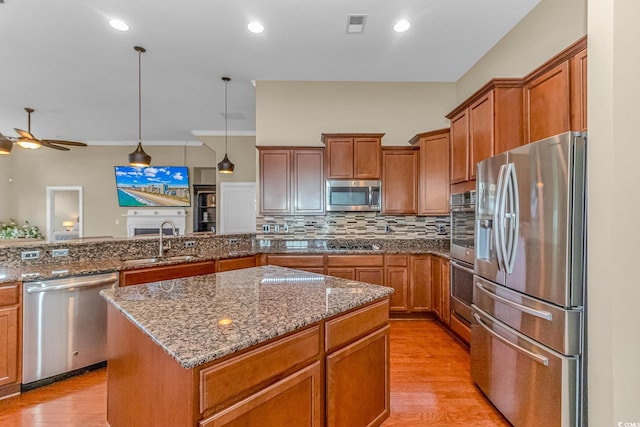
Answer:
[[257, 213, 450, 240]]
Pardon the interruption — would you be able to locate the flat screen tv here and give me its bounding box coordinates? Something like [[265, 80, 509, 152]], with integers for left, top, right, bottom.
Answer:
[[114, 166, 191, 207]]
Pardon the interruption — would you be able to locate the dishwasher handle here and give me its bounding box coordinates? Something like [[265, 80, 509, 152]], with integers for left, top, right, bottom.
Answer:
[[26, 276, 118, 294]]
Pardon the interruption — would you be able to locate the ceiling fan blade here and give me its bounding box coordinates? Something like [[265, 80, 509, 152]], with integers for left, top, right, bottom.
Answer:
[[14, 128, 36, 140], [41, 141, 70, 151], [41, 139, 88, 147]]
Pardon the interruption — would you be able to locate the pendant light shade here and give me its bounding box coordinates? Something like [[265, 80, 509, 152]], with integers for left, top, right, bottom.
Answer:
[[128, 46, 151, 167], [0, 133, 13, 154], [217, 76, 235, 174]]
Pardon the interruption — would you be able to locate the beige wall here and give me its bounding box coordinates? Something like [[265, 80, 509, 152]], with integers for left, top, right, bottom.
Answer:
[[588, 0, 640, 423], [456, 0, 587, 102], [256, 81, 456, 146], [0, 155, 13, 221], [3, 144, 216, 238]]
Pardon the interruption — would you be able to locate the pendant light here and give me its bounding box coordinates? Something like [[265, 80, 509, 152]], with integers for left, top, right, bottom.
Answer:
[[128, 46, 152, 167], [217, 76, 235, 174], [0, 133, 13, 154]]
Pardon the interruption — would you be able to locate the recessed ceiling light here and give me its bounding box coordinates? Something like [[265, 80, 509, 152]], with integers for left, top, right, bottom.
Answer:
[[393, 20, 411, 33], [109, 19, 130, 32], [247, 22, 264, 34]]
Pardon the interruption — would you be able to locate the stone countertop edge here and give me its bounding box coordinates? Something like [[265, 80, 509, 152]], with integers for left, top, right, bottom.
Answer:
[[1, 247, 450, 283], [100, 266, 394, 369]]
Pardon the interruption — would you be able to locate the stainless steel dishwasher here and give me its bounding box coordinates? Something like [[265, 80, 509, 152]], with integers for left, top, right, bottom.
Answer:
[[22, 272, 118, 387]]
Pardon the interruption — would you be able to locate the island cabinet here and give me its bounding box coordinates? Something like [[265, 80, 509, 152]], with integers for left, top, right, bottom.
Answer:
[[0, 281, 21, 399], [446, 78, 524, 187], [524, 37, 587, 142], [216, 256, 257, 272], [259, 147, 325, 215], [264, 254, 325, 274], [321, 133, 384, 180], [409, 129, 450, 215], [119, 260, 216, 286], [381, 147, 419, 215], [103, 269, 391, 427], [326, 255, 385, 285]]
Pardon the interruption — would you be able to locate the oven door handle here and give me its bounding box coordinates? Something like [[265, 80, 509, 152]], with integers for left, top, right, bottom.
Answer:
[[475, 281, 553, 321], [450, 260, 474, 275], [473, 312, 549, 366]]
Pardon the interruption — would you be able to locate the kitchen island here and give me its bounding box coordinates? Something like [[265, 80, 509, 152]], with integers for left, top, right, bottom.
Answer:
[[101, 266, 394, 427]]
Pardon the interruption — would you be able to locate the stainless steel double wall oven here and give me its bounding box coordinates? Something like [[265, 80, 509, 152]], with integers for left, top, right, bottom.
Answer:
[[449, 190, 476, 326]]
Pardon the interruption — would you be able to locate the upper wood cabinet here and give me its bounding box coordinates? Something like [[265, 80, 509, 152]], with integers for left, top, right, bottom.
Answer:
[[524, 37, 587, 142], [381, 147, 419, 215], [259, 147, 325, 215], [321, 133, 384, 180], [447, 79, 524, 184], [409, 129, 450, 215]]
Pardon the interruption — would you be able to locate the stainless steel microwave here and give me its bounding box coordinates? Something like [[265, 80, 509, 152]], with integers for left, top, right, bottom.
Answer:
[[326, 180, 381, 212]]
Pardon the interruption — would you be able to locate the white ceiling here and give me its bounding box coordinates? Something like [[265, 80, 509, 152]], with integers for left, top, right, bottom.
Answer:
[[0, 0, 540, 145]]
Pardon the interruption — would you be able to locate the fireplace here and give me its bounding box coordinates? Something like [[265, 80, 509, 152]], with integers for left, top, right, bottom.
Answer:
[[125, 209, 187, 237]]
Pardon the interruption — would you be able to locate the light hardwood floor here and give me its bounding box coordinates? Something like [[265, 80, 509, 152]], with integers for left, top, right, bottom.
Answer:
[[0, 319, 509, 426]]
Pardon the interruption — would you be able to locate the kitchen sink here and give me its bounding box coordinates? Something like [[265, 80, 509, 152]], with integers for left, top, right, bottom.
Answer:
[[123, 255, 198, 265]]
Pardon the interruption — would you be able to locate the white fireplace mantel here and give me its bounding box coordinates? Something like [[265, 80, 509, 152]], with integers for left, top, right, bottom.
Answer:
[[124, 209, 186, 237]]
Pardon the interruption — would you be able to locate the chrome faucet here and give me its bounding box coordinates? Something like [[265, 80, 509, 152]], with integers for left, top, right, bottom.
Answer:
[[159, 220, 177, 257]]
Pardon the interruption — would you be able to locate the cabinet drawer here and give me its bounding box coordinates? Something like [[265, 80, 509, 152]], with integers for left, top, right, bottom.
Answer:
[[200, 326, 321, 414], [0, 282, 20, 306], [325, 299, 389, 352], [326, 255, 384, 268], [120, 261, 216, 286], [385, 255, 408, 267], [266, 255, 324, 268], [216, 256, 256, 272]]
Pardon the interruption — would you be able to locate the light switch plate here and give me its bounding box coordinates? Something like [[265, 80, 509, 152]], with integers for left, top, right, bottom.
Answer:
[[52, 249, 69, 257]]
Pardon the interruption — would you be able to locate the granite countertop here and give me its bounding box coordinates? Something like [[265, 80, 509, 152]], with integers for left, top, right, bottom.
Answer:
[[0, 239, 449, 283], [100, 266, 394, 369]]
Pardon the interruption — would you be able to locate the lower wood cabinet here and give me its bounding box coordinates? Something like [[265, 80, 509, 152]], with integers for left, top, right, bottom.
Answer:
[[119, 260, 216, 286], [0, 281, 21, 398], [409, 255, 432, 312], [265, 255, 325, 274], [326, 325, 390, 427], [385, 255, 409, 312], [431, 256, 451, 326], [326, 255, 385, 286]]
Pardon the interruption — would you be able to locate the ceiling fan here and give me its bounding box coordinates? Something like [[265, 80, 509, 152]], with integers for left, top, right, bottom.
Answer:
[[10, 107, 88, 151]]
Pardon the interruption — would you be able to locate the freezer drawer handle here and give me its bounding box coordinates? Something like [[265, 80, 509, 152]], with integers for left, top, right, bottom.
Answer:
[[26, 277, 117, 294], [475, 282, 553, 321], [473, 313, 550, 366]]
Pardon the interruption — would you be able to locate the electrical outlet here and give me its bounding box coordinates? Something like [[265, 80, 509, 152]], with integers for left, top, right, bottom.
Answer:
[[262, 224, 270, 233], [274, 224, 280, 232], [52, 249, 69, 257], [184, 241, 196, 248], [229, 238, 238, 245], [21, 250, 40, 260], [436, 224, 447, 233], [283, 223, 289, 233]]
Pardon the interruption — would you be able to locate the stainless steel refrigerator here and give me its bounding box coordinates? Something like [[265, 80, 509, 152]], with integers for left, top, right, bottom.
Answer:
[[471, 131, 587, 426]]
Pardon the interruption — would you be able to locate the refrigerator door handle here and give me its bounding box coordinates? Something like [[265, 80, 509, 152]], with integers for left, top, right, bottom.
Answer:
[[475, 281, 553, 320], [494, 164, 507, 271], [473, 312, 550, 366], [505, 163, 520, 274]]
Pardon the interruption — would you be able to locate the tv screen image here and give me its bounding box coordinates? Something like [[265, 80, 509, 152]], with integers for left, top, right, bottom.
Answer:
[[114, 166, 191, 207]]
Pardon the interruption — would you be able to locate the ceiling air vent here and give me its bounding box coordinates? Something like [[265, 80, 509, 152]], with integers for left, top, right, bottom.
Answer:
[[346, 14, 367, 34]]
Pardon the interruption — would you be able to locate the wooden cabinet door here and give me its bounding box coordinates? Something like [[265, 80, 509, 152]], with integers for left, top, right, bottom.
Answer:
[[355, 268, 385, 286], [431, 257, 442, 319], [419, 131, 450, 215], [469, 92, 494, 181], [386, 267, 408, 312], [381, 148, 419, 215], [525, 61, 571, 143], [326, 138, 354, 179], [450, 109, 469, 184], [293, 149, 324, 214], [0, 305, 19, 387], [440, 259, 451, 326], [326, 326, 390, 427], [200, 362, 322, 427], [409, 255, 432, 312], [260, 150, 291, 214], [326, 268, 355, 280], [570, 49, 588, 132], [353, 138, 381, 179]]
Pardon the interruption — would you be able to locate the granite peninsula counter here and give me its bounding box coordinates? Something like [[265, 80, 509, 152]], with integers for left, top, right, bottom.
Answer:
[[101, 266, 394, 427]]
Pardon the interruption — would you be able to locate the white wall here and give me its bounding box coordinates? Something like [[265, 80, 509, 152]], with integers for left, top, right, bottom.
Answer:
[[256, 81, 456, 146]]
